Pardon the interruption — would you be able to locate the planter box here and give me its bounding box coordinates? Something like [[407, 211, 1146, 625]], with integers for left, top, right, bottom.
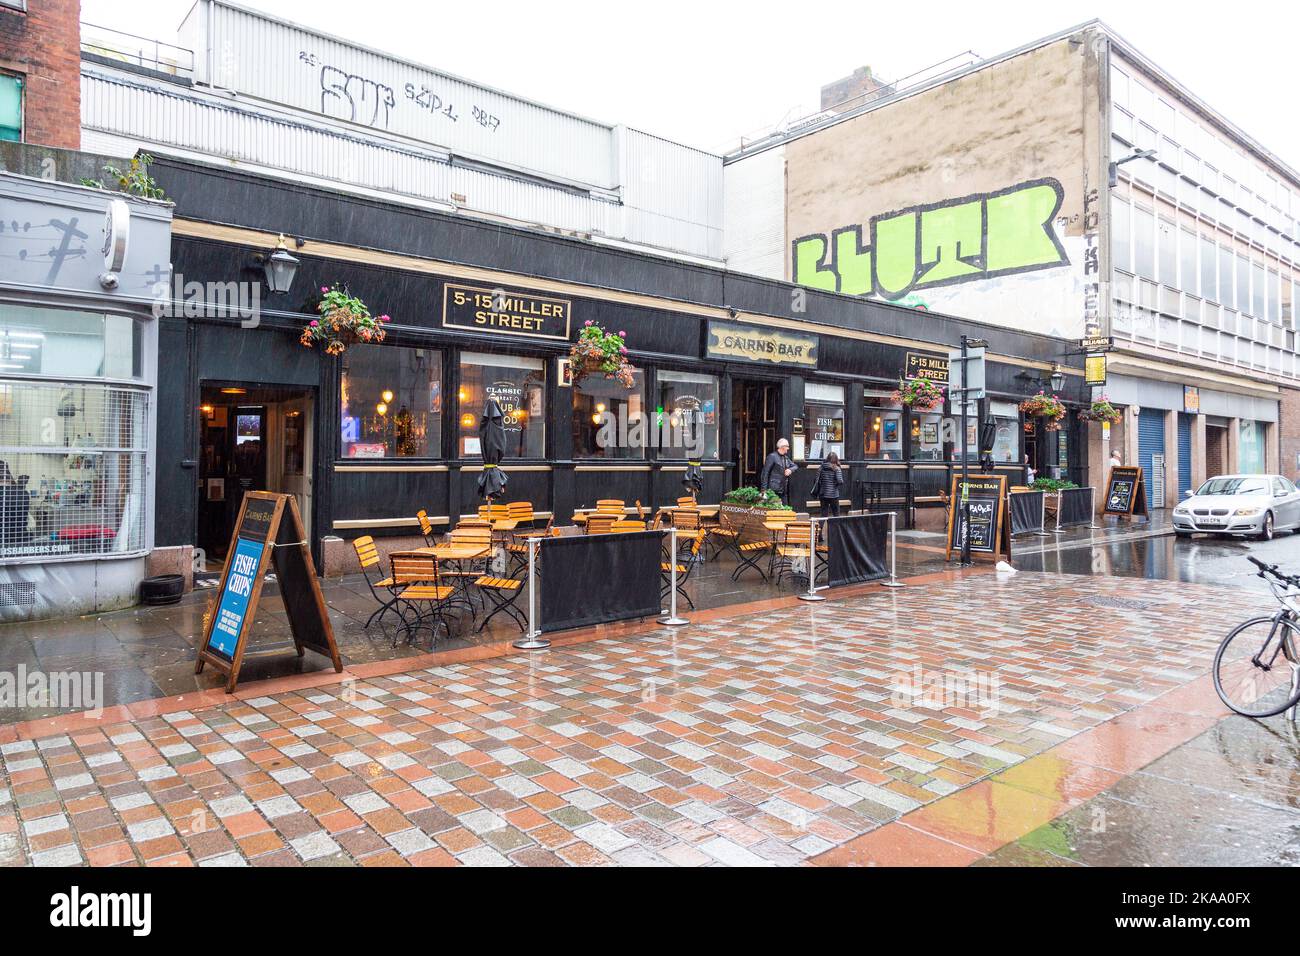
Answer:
[[717, 503, 796, 545]]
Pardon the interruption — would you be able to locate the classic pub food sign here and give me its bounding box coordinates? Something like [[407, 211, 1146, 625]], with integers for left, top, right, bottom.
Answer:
[[443, 283, 572, 341]]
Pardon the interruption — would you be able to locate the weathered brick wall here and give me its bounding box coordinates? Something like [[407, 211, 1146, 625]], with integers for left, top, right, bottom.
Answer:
[[1281, 386, 1300, 484], [0, 0, 81, 150]]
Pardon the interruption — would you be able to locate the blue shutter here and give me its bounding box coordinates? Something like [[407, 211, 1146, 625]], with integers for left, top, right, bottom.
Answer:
[[1138, 409, 1166, 509], [1177, 414, 1192, 497]]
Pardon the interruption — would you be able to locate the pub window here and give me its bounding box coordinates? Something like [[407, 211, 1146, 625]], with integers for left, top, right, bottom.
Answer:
[[863, 387, 903, 461], [572, 368, 646, 460], [339, 344, 442, 459], [989, 400, 1021, 464], [655, 370, 720, 461], [458, 351, 545, 459], [803, 382, 844, 460], [910, 408, 947, 462]]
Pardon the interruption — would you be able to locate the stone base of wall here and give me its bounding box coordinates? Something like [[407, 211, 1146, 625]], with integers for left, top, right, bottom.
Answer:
[[321, 534, 429, 578], [146, 545, 194, 592]]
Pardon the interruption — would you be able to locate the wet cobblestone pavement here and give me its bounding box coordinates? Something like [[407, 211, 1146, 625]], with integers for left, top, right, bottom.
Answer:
[[0, 569, 1283, 867]]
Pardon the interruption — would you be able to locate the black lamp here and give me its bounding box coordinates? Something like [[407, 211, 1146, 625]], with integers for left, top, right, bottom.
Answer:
[[259, 234, 300, 295]]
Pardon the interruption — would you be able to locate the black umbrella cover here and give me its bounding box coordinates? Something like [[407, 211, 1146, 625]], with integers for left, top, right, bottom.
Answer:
[[682, 459, 703, 496], [477, 397, 509, 501]]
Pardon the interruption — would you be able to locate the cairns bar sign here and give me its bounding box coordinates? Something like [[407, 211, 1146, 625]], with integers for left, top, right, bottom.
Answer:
[[706, 320, 819, 368]]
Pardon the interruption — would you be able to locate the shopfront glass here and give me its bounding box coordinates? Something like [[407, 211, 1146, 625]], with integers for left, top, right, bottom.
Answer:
[[989, 400, 1021, 464], [0, 306, 149, 560], [864, 387, 903, 461], [458, 352, 545, 458], [1239, 419, 1267, 474], [655, 370, 720, 460], [804, 383, 844, 459], [573, 369, 646, 459], [910, 409, 947, 461], [340, 344, 442, 458]]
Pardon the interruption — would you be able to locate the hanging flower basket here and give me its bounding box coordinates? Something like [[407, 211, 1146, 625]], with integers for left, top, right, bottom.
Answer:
[[570, 320, 636, 388], [891, 377, 945, 411], [1080, 397, 1122, 426], [1020, 391, 1067, 432], [300, 284, 389, 356]]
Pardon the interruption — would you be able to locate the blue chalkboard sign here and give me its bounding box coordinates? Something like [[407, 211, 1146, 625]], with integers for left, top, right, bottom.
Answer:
[[206, 536, 265, 660]]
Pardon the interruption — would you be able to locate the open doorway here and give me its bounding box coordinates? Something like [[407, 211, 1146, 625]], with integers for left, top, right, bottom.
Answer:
[[731, 378, 781, 489], [197, 384, 314, 575]]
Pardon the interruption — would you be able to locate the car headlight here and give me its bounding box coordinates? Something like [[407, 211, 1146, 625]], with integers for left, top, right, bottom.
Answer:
[[1234, 507, 1262, 516], [1174, 506, 1189, 515]]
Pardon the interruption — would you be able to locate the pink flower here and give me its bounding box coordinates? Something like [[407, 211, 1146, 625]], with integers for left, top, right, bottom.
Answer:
[[618, 330, 625, 337], [309, 319, 319, 327], [379, 314, 390, 322], [321, 286, 329, 293], [584, 320, 593, 327]]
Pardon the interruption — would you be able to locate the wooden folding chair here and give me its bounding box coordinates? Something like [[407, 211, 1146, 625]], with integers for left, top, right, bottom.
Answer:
[[416, 509, 438, 546], [774, 521, 813, 588], [585, 513, 620, 535], [353, 535, 399, 629], [390, 553, 455, 647], [474, 573, 528, 632]]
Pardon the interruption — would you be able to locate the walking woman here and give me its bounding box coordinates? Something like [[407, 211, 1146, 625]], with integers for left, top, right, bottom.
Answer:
[[816, 452, 844, 516]]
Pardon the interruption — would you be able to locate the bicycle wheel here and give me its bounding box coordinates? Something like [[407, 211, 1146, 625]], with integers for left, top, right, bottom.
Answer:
[[1213, 615, 1300, 718]]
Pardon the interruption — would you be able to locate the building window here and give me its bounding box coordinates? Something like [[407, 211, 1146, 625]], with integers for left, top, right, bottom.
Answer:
[[1199, 236, 1217, 302], [1238, 420, 1267, 474], [909, 409, 946, 461], [655, 370, 719, 461], [1157, 217, 1176, 288], [1133, 206, 1155, 280], [0, 73, 20, 143], [989, 401, 1021, 464], [1, 306, 142, 379], [1218, 246, 1234, 307], [1179, 228, 1197, 297], [339, 344, 442, 458], [573, 368, 646, 460], [863, 388, 903, 461], [1111, 198, 1131, 273], [1236, 255, 1251, 315], [458, 351, 545, 459], [1252, 262, 1267, 322], [804, 382, 844, 460]]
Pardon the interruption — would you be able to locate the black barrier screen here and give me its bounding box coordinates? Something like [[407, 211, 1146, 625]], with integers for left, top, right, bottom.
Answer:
[[1008, 491, 1044, 535], [826, 513, 890, 588], [539, 531, 663, 633], [1057, 487, 1094, 528]]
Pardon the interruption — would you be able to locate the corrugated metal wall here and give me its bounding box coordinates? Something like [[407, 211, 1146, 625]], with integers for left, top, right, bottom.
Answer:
[[1138, 409, 1167, 509], [1177, 413, 1193, 497], [82, 70, 722, 260], [722, 147, 786, 280]]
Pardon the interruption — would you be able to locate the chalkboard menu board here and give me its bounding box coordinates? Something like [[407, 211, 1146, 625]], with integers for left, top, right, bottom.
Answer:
[[946, 474, 1009, 561], [197, 492, 342, 692], [1103, 466, 1148, 518]]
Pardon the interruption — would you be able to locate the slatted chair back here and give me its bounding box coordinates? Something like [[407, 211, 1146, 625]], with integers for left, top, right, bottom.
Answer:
[[611, 520, 646, 532], [478, 503, 510, 523], [585, 514, 620, 535], [676, 495, 697, 509], [506, 501, 535, 524], [353, 535, 381, 572], [594, 499, 626, 515], [767, 510, 798, 528], [634, 499, 647, 522], [416, 509, 437, 543], [783, 521, 812, 546], [449, 526, 494, 551], [673, 508, 702, 533], [390, 553, 439, 587]]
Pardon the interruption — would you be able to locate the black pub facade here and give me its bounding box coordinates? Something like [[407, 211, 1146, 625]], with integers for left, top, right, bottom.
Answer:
[[153, 157, 1087, 578]]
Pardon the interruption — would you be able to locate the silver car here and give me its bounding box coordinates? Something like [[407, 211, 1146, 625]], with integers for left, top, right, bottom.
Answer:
[[1173, 474, 1300, 540]]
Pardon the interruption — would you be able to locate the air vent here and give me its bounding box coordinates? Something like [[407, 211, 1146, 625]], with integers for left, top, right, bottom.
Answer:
[[0, 582, 37, 607]]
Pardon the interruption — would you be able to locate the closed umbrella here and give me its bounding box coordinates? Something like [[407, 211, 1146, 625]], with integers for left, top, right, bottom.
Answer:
[[477, 397, 508, 502], [682, 459, 703, 499]]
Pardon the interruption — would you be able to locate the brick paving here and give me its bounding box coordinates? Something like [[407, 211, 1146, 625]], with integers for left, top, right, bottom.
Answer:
[[0, 570, 1269, 867]]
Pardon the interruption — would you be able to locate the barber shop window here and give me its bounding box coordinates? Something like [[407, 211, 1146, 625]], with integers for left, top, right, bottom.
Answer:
[[864, 387, 903, 461], [655, 370, 719, 461], [803, 383, 844, 460], [573, 368, 646, 459], [339, 344, 442, 458], [0, 306, 149, 560], [458, 352, 545, 459]]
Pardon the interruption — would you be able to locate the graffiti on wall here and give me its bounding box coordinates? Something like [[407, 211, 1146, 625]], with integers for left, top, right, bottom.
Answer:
[[791, 178, 1069, 301]]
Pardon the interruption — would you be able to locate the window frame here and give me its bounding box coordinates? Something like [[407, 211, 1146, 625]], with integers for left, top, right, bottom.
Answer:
[[338, 342, 444, 461]]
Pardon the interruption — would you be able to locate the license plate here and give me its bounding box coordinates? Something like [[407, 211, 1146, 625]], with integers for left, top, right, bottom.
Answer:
[[1198, 519, 1223, 526]]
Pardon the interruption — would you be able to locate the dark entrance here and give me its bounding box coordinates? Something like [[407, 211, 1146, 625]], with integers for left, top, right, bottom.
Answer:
[[732, 378, 781, 489], [197, 383, 314, 572]]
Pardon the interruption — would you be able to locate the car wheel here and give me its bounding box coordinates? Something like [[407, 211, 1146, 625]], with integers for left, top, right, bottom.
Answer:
[[1258, 511, 1275, 541]]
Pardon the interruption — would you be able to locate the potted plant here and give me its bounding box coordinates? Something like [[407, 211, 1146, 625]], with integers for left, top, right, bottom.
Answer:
[[718, 486, 796, 544], [1081, 396, 1122, 426], [299, 284, 390, 356], [570, 320, 636, 387], [891, 377, 945, 411], [1020, 391, 1067, 431]]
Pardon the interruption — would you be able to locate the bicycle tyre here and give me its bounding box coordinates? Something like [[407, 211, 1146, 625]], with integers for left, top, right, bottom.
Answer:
[[1212, 615, 1300, 718]]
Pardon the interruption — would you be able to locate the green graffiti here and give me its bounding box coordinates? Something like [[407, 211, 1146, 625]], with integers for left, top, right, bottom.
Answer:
[[791, 178, 1067, 301]]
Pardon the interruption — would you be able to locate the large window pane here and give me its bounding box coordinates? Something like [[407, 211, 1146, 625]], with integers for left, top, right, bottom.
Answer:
[[1179, 229, 1197, 296], [1252, 262, 1266, 321], [339, 344, 442, 458], [0, 306, 142, 380], [863, 388, 903, 461], [1219, 246, 1234, 305], [1111, 198, 1131, 273], [458, 352, 545, 458], [1133, 206, 1155, 280], [1157, 218, 1176, 287], [573, 368, 645, 459], [1199, 236, 1217, 302], [655, 370, 719, 460], [1237, 255, 1251, 314], [0, 382, 149, 558], [909, 410, 946, 461], [804, 383, 844, 460], [0, 73, 20, 142]]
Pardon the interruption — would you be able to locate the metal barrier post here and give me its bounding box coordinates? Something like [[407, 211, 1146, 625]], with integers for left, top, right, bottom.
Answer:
[[1087, 487, 1100, 529], [1052, 493, 1066, 535], [1034, 493, 1051, 536], [798, 516, 826, 602], [512, 536, 550, 650], [658, 526, 688, 626], [881, 510, 906, 589]]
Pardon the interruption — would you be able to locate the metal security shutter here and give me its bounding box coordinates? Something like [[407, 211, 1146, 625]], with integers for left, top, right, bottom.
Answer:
[[1138, 409, 1167, 509], [1177, 414, 1193, 498]]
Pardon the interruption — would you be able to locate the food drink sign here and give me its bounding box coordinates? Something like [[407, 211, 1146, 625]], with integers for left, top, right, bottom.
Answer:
[[945, 474, 1009, 561]]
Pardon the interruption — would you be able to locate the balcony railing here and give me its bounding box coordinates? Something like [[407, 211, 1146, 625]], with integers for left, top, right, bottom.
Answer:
[[80, 22, 195, 78]]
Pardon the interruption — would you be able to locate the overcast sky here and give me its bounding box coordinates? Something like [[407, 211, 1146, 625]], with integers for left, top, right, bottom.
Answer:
[[81, 0, 1299, 170]]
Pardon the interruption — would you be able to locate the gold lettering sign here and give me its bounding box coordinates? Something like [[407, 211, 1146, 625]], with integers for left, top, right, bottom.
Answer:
[[1085, 353, 1107, 387], [443, 283, 572, 341], [905, 352, 949, 383], [706, 320, 818, 368]]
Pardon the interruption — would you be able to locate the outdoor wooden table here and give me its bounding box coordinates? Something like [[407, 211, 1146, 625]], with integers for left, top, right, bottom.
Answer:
[[391, 545, 491, 618]]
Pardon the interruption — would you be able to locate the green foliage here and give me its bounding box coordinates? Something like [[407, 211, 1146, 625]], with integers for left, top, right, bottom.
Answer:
[[83, 153, 165, 200], [722, 486, 792, 510], [1031, 477, 1079, 492]]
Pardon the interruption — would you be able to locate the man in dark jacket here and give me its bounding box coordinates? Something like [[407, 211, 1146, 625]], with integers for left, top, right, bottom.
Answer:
[[761, 438, 795, 505]]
